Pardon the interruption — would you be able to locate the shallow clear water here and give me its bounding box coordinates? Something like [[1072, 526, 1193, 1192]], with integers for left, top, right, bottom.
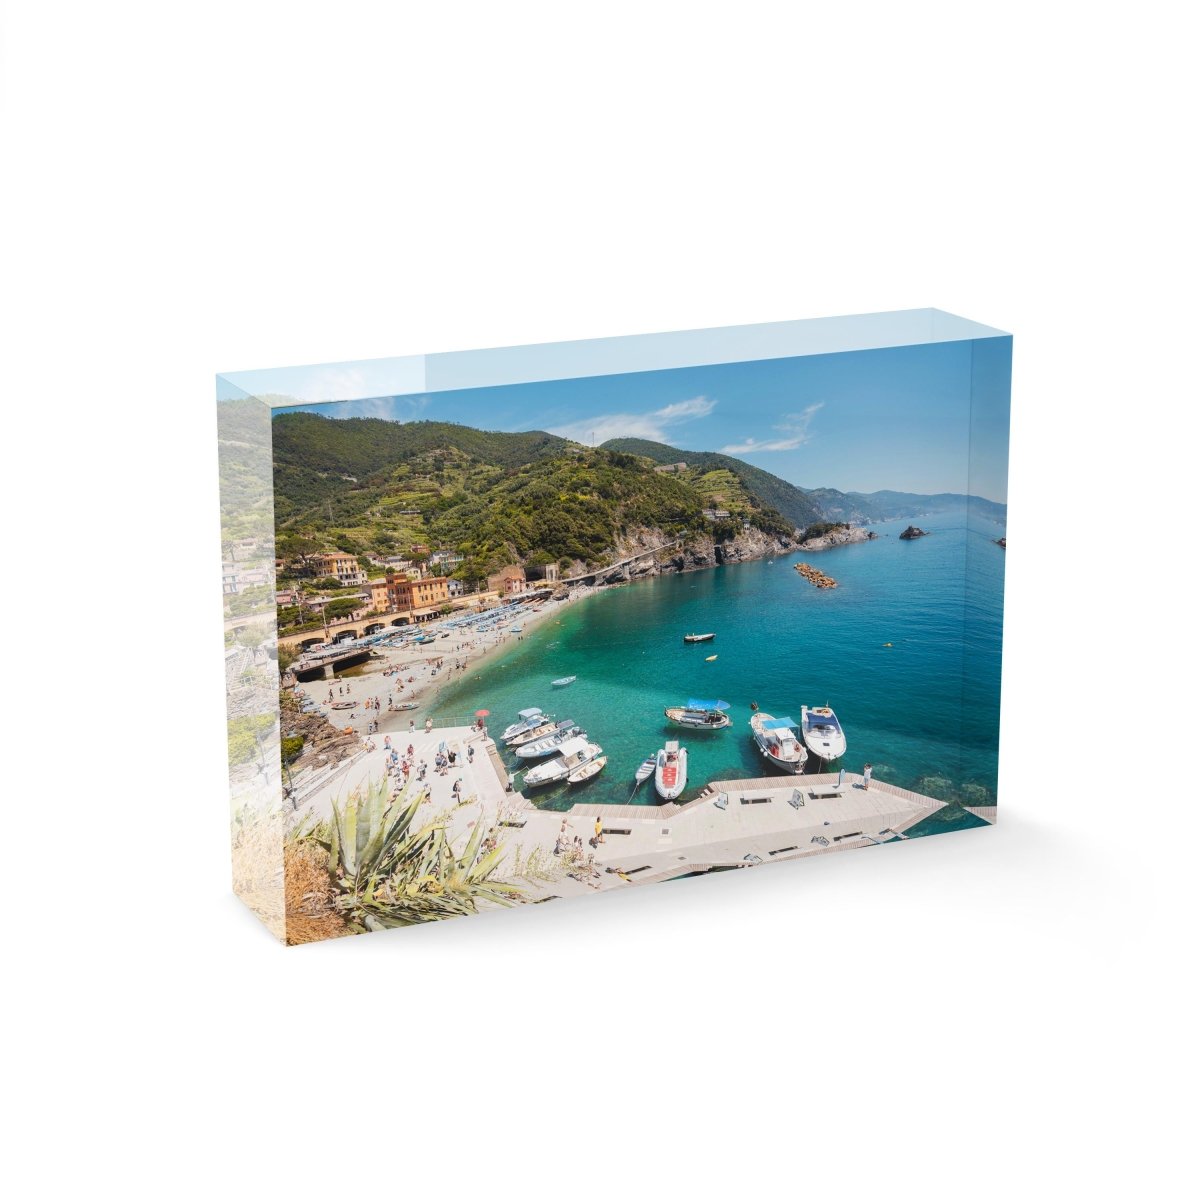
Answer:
[[430, 512, 1005, 829]]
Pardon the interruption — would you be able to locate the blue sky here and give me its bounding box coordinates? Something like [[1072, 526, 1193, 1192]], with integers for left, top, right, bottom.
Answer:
[[273, 338, 1011, 503]]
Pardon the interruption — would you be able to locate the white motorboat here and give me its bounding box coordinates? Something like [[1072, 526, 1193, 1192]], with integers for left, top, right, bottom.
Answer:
[[568, 755, 606, 785], [523, 737, 603, 788], [506, 718, 560, 747], [501, 707, 544, 741], [800, 705, 847, 764], [654, 741, 688, 801], [514, 720, 581, 758], [664, 698, 731, 729], [749, 712, 808, 774]]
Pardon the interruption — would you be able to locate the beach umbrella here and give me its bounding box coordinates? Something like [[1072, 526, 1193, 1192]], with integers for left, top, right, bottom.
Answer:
[[474, 709, 490, 717]]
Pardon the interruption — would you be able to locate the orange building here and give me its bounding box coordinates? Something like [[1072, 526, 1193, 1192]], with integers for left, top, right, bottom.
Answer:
[[386, 573, 449, 612]]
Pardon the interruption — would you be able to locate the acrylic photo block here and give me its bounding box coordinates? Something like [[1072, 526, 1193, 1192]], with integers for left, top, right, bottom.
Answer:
[[217, 309, 1011, 944]]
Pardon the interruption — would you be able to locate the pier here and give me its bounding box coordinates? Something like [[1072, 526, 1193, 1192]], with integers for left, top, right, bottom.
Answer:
[[290, 724, 954, 907]]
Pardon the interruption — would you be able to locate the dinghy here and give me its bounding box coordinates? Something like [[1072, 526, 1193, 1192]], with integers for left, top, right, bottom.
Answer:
[[551, 675, 577, 687], [568, 755, 606, 785], [683, 632, 715, 644], [654, 741, 688, 801]]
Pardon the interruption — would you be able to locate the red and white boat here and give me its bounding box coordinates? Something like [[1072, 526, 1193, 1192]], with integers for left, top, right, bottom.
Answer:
[[654, 740, 688, 801]]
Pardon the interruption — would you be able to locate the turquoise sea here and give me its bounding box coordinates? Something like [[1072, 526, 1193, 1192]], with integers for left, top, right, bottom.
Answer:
[[429, 511, 1005, 833]]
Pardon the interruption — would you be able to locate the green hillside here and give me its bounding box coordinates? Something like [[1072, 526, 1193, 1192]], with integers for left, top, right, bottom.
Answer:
[[270, 416, 795, 585], [599, 437, 824, 529]]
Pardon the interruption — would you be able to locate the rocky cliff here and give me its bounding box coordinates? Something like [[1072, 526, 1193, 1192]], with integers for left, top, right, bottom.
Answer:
[[798, 525, 877, 551]]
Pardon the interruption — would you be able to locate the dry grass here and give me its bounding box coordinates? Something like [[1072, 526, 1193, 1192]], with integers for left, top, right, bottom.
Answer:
[[283, 839, 350, 945], [231, 807, 286, 942]]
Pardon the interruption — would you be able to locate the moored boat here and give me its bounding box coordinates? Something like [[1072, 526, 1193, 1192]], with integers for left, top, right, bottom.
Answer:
[[501, 707, 545, 742], [634, 755, 656, 784], [683, 632, 715, 644], [749, 712, 808, 774], [523, 737, 603, 787], [551, 675, 577, 688], [568, 755, 606, 785], [663, 698, 731, 729], [654, 740, 688, 801], [506, 718, 560, 747], [514, 720, 582, 758], [800, 705, 847, 763]]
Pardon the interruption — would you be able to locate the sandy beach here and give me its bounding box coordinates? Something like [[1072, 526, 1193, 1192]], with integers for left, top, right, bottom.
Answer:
[[290, 586, 595, 743]]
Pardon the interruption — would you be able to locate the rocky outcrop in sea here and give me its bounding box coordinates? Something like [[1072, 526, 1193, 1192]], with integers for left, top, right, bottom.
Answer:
[[899, 525, 929, 540], [798, 525, 877, 551]]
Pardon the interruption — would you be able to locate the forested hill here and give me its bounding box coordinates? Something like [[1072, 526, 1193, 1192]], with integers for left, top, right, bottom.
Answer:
[[599, 437, 824, 529], [269, 415, 797, 584], [272, 415, 572, 512]]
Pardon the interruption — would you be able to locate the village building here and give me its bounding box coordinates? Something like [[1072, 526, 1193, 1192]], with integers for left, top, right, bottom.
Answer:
[[311, 551, 368, 585], [487, 565, 528, 595]]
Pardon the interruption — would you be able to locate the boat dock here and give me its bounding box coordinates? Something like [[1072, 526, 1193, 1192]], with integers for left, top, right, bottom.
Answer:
[[491, 767, 950, 899], [290, 723, 964, 909]]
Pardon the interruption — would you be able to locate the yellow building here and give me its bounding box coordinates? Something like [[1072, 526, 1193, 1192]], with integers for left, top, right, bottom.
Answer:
[[312, 552, 367, 585]]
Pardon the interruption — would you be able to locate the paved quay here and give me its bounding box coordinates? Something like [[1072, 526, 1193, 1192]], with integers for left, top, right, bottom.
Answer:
[[290, 726, 953, 906]]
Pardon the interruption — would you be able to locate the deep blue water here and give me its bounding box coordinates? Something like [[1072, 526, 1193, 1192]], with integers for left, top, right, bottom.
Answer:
[[430, 512, 1005, 826]]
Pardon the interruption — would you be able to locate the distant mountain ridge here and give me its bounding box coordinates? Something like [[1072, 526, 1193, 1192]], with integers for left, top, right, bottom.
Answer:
[[807, 487, 1008, 524], [601, 437, 1005, 524]]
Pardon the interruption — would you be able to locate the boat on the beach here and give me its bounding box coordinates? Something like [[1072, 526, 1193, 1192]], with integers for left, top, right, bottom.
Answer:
[[568, 755, 606, 785], [800, 705, 847, 763], [523, 737, 602, 788], [501, 707, 545, 741], [683, 632, 715, 644], [634, 756, 656, 784], [507, 718, 560, 747], [654, 741, 688, 801], [394, 701, 419, 711], [749, 713, 808, 774], [514, 720, 581, 758], [663, 698, 731, 729], [551, 675, 577, 687]]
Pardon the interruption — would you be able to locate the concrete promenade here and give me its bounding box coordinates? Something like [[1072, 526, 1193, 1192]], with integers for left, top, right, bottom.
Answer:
[[292, 724, 953, 907]]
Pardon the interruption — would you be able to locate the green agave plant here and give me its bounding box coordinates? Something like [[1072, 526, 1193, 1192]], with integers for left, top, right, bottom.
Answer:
[[319, 780, 522, 931]]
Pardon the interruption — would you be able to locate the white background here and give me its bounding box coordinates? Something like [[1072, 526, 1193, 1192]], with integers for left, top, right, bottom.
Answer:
[[1, 2, 1195, 1196]]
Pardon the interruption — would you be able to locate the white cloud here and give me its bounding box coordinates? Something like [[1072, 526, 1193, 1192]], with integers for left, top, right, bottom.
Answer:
[[548, 395, 715, 446], [720, 403, 824, 454], [354, 394, 430, 421]]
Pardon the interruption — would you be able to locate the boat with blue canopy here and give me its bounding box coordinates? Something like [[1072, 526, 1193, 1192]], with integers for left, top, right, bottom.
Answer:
[[749, 712, 808, 773]]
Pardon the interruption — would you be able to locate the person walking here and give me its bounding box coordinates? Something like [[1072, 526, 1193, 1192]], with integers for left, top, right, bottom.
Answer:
[[862, 763, 873, 790]]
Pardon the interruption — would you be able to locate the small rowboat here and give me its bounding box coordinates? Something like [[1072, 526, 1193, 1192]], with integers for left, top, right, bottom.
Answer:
[[568, 755, 606, 785], [634, 756, 656, 784], [705, 655, 718, 662], [394, 701, 419, 711], [683, 632, 715, 644], [551, 675, 577, 687]]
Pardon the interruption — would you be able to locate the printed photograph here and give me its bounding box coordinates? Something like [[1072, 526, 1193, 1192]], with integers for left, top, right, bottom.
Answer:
[[222, 334, 1010, 941]]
